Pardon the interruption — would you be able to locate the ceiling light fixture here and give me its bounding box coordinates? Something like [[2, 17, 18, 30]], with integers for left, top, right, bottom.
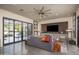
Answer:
[[33, 6, 52, 19]]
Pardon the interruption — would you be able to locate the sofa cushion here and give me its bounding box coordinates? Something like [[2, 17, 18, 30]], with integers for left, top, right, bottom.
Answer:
[[53, 41, 61, 52], [41, 35, 50, 42]]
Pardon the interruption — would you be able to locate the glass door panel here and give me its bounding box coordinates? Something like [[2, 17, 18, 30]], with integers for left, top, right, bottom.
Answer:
[[9, 20, 14, 43], [4, 19, 14, 44], [15, 21, 22, 42], [27, 23, 32, 35], [9, 32, 14, 42], [23, 23, 28, 40], [3, 18, 32, 45]]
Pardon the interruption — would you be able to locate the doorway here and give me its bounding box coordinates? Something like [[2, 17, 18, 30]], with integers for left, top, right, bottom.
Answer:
[[3, 17, 32, 45], [14, 21, 22, 42], [3, 18, 14, 44]]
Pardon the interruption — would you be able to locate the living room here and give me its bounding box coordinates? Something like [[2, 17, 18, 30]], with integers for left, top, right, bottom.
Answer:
[[0, 4, 79, 55]]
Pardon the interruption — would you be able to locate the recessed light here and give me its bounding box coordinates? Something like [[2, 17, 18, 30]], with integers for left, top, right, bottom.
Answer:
[[56, 13, 58, 16]]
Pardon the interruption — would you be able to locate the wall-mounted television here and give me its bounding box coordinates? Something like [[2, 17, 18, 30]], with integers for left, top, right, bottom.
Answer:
[[47, 25, 59, 32]]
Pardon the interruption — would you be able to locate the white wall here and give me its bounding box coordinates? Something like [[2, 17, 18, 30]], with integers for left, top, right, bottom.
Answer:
[[76, 8, 79, 15], [76, 8, 79, 45], [0, 9, 33, 47]]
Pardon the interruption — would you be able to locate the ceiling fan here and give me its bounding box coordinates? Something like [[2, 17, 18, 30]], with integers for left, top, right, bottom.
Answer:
[[17, 6, 52, 20], [33, 6, 52, 19]]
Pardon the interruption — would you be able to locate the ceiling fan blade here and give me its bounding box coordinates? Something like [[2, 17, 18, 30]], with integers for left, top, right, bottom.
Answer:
[[40, 6, 44, 12], [45, 12, 52, 14], [33, 8, 39, 12], [40, 14, 47, 18], [36, 14, 43, 19], [44, 9, 51, 12], [35, 14, 41, 18]]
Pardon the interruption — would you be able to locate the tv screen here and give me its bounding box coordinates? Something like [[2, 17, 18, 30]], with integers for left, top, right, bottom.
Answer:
[[47, 25, 58, 32]]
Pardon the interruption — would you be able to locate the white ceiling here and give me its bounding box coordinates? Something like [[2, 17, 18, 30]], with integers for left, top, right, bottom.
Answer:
[[0, 4, 78, 21]]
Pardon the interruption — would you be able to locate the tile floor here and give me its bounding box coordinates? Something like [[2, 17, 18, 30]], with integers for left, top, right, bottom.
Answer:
[[0, 41, 79, 55]]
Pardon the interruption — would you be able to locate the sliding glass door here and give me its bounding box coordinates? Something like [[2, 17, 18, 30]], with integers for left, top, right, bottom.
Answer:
[[27, 23, 32, 35], [15, 21, 22, 42], [3, 17, 32, 45], [23, 23, 32, 40], [4, 19, 14, 44], [23, 23, 28, 40]]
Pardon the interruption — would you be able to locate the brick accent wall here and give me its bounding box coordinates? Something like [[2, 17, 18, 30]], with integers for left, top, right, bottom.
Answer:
[[41, 22, 68, 34]]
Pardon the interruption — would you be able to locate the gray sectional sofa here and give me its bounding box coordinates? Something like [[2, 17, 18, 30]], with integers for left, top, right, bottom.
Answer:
[[25, 36, 54, 52]]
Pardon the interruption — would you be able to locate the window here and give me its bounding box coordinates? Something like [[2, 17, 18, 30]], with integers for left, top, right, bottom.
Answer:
[[3, 17, 32, 45]]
